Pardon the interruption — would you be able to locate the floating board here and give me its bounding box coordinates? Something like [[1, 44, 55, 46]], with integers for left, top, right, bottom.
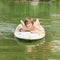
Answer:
[[14, 24, 45, 40]]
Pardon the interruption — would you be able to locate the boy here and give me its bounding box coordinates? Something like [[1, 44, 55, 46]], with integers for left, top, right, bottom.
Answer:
[[16, 18, 45, 34]]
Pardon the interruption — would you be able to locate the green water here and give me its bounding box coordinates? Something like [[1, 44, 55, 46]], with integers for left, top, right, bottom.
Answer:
[[0, 1, 60, 60]]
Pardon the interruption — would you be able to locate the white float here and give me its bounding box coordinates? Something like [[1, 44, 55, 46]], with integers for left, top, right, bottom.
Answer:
[[14, 24, 45, 40]]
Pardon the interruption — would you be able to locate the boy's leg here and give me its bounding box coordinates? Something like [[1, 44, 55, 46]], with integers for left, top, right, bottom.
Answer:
[[20, 20, 25, 26], [34, 19, 40, 27], [36, 19, 40, 26]]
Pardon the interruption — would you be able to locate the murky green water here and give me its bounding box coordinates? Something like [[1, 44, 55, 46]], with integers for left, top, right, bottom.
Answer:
[[0, 1, 60, 60]]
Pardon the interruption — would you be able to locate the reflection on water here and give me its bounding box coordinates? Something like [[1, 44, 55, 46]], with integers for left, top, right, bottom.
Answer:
[[25, 40, 45, 53], [25, 45, 35, 53]]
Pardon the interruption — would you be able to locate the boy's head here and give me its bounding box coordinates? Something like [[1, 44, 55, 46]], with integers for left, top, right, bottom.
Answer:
[[24, 17, 34, 30], [24, 17, 33, 26]]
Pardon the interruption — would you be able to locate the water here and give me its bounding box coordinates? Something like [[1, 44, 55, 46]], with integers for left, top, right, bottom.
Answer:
[[0, 1, 60, 60]]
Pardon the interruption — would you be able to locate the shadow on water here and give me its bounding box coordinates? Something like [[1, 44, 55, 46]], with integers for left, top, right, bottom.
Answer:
[[16, 37, 45, 44]]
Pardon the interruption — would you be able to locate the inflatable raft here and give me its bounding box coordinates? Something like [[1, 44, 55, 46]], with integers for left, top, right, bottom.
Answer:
[[14, 24, 45, 40]]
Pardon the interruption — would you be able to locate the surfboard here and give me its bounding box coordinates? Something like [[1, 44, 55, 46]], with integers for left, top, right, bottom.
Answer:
[[14, 24, 45, 40]]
